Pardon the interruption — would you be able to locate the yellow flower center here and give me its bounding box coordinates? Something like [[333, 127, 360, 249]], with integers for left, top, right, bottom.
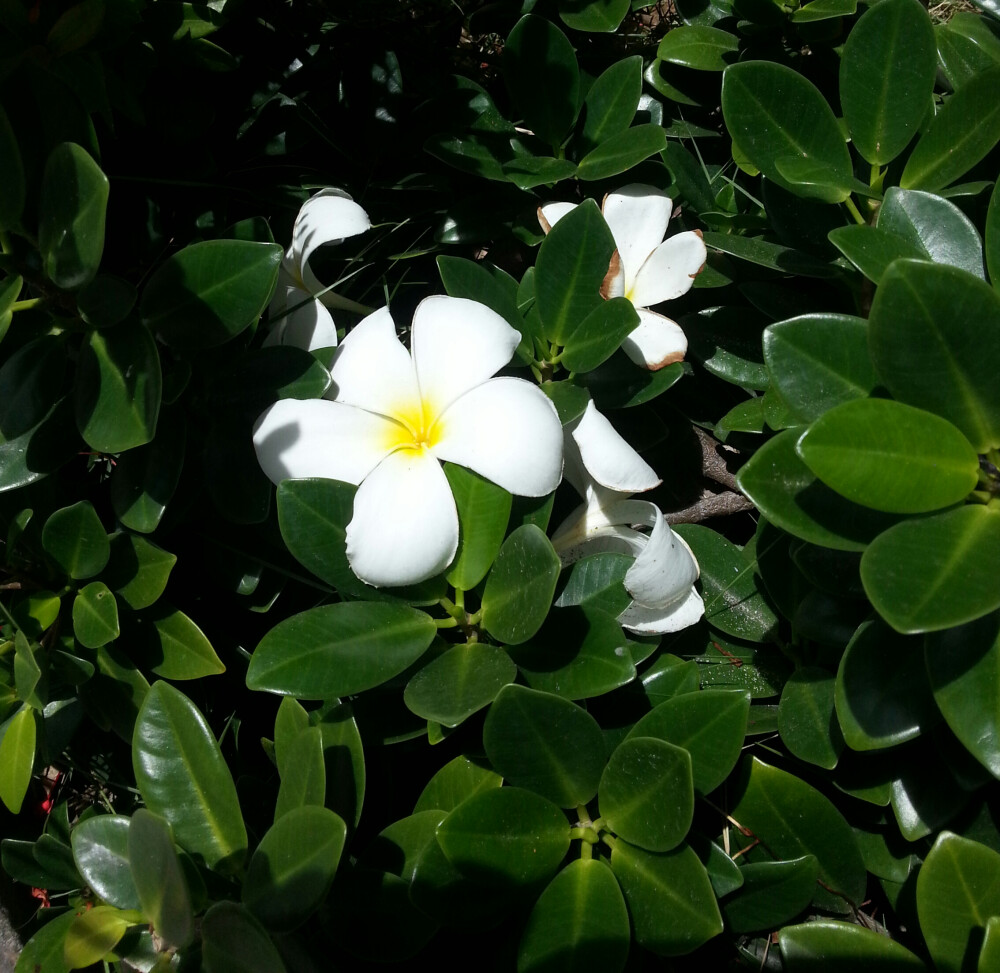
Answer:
[[383, 399, 443, 454]]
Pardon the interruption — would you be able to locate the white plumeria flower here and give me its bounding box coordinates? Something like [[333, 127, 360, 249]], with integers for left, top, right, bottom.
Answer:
[[265, 188, 372, 352], [538, 184, 707, 371], [253, 296, 564, 588], [551, 401, 704, 635]]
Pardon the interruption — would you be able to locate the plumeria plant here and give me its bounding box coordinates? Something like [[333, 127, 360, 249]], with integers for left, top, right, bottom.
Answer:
[[2, 0, 1000, 971]]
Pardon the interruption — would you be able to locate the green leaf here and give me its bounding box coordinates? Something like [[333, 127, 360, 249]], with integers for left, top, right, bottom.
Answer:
[[0, 104, 24, 232], [861, 505, 1000, 633], [657, 26, 739, 70], [141, 240, 283, 352], [981, 916, 1000, 973], [39, 142, 108, 289], [72, 581, 120, 649], [273, 697, 309, 777], [626, 688, 750, 794], [576, 354, 685, 409], [75, 322, 161, 453], [42, 501, 109, 579], [555, 552, 632, 617], [483, 684, 606, 808], [210, 346, 332, 412], [129, 604, 224, 680], [101, 532, 176, 610], [685, 305, 769, 388], [576, 124, 667, 182], [778, 667, 844, 770], [444, 463, 512, 591], [926, 611, 1000, 776], [71, 815, 141, 911], [435, 786, 569, 887], [779, 919, 927, 970], [987, 177, 1000, 287], [610, 840, 723, 955], [700, 231, 837, 278], [311, 700, 365, 829], [723, 856, 820, 933], [901, 67, 1000, 192], [127, 809, 193, 949], [132, 682, 247, 872], [63, 906, 131, 970], [796, 399, 979, 513], [274, 726, 326, 821], [559, 296, 639, 372], [730, 756, 867, 912], [517, 858, 630, 973], [502, 155, 578, 190], [576, 56, 641, 154], [504, 16, 580, 149], [600, 737, 693, 852], [414, 755, 502, 814], [76, 275, 137, 329], [247, 602, 436, 698], [828, 225, 926, 284], [763, 314, 877, 422], [481, 525, 561, 645], [837, 619, 937, 750], [0, 706, 36, 813], [14, 909, 76, 973], [560, 0, 630, 31], [791, 0, 856, 21], [201, 902, 287, 973], [839, 0, 936, 164], [721, 62, 853, 202], [917, 831, 1000, 973], [737, 428, 904, 551], [404, 644, 516, 727], [242, 806, 346, 932]]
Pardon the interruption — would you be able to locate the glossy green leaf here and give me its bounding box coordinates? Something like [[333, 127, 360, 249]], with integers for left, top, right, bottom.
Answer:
[[72, 581, 120, 649], [555, 553, 632, 617], [721, 62, 853, 202], [63, 906, 131, 969], [0, 706, 35, 813], [249, 602, 435, 697], [889, 739, 974, 840], [483, 684, 605, 807], [127, 809, 193, 948], [610, 840, 723, 955], [75, 321, 161, 453], [839, 0, 936, 164], [132, 681, 247, 872], [243, 805, 346, 932], [42, 501, 109, 579], [926, 611, 1000, 777], [311, 700, 365, 829], [436, 786, 569, 887], [274, 725, 325, 821], [560, 0, 630, 31], [917, 831, 1000, 973], [627, 689, 750, 793], [796, 399, 979, 513], [828, 224, 925, 284], [559, 296, 639, 372], [517, 858, 630, 973], [780, 919, 928, 970], [730, 757, 867, 912], [737, 428, 904, 551], [273, 697, 309, 777], [444, 463, 512, 591], [13, 631, 43, 708], [84, 644, 150, 742], [414, 755, 502, 814], [981, 916, 1000, 973], [700, 231, 836, 278], [600, 737, 693, 852], [901, 67, 1000, 191], [503, 155, 578, 190], [861, 505, 1000, 633], [723, 856, 820, 933], [684, 305, 768, 388], [405, 644, 516, 727], [576, 124, 667, 182], [576, 56, 641, 154], [39, 142, 108, 289], [791, 0, 856, 20], [71, 815, 140, 910], [657, 26, 738, 70], [101, 532, 176, 610], [482, 525, 561, 645], [129, 604, 224, 679], [763, 314, 876, 422], [778, 667, 843, 769], [201, 902, 287, 973], [837, 619, 938, 750], [504, 16, 579, 149], [141, 239, 282, 352], [987, 177, 1000, 286], [14, 909, 76, 973]]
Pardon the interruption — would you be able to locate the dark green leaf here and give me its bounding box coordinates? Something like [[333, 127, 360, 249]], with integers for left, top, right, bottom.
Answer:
[[13, 910, 76, 973], [76, 275, 137, 329], [685, 305, 769, 389], [42, 500, 109, 579], [311, 700, 366, 829], [414, 755, 502, 814], [778, 667, 844, 769], [0, 706, 36, 813], [559, 296, 639, 372], [779, 919, 927, 969], [828, 224, 926, 284], [700, 231, 838, 278], [791, 0, 856, 21], [71, 815, 140, 910], [576, 124, 667, 182], [444, 463, 512, 591], [656, 26, 739, 70], [201, 902, 287, 973], [722, 856, 820, 933], [274, 726, 325, 821], [101, 532, 176, 610], [502, 155, 578, 190], [128, 604, 224, 680], [987, 176, 1000, 286], [72, 581, 119, 649], [576, 56, 641, 154], [560, 0, 630, 31]]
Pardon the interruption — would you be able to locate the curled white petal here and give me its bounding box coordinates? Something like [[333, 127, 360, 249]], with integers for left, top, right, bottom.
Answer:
[[411, 295, 520, 417], [602, 185, 672, 292], [346, 447, 458, 587], [288, 189, 371, 290], [567, 401, 660, 495], [621, 308, 688, 371], [432, 377, 563, 497], [538, 201, 578, 233], [618, 587, 705, 634], [623, 507, 700, 610], [264, 290, 338, 352], [630, 230, 707, 307], [253, 399, 395, 485]]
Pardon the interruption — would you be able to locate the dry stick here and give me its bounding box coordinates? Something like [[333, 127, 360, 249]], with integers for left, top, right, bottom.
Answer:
[[664, 425, 755, 524]]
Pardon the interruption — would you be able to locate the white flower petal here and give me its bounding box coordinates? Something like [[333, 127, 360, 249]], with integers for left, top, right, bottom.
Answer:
[[568, 401, 660, 495], [411, 295, 520, 417], [253, 399, 396, 485], [432, 377, 563, 496], [621, 308, 688, 371], [328, 307, 420, 419], [346, 448, 458, 587], [629, 230, 707, 307], [538, 201, 578, 233], [263, 292, 338, 352], [602, 185, 672, 292], [551, 514, 646, 564], [288, 189, 371, 287], [618, 587, 705, 634], [624, 510, 700, 610]]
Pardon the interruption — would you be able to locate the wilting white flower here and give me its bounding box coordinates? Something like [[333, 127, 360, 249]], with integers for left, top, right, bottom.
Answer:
[[253, 296, 563, 587], [551, 401, 704, 634], [265, 188, 372, 352], [539, 184, 706, 371]]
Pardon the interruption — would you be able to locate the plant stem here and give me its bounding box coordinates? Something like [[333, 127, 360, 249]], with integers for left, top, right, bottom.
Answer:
[[844, 196, 867, 226], [11, 298, 41, 312]]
